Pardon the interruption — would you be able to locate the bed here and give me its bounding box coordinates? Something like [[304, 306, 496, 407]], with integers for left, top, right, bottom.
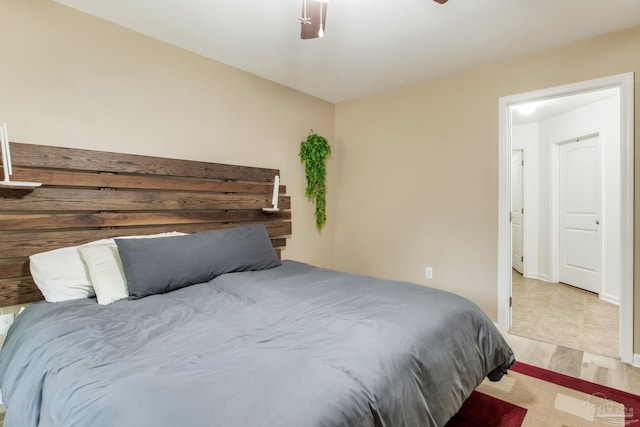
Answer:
[[0, 143, 514, 427]]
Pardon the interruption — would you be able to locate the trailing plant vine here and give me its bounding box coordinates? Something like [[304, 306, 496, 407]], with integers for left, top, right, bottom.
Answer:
[[299, 131, 331, 231]]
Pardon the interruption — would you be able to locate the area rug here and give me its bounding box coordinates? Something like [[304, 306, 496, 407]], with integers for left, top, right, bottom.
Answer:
[[446, 362, 640, 426]]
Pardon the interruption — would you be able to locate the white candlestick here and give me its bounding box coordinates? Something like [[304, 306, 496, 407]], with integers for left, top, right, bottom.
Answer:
[[1, 122, 10, 181], [271, 175, 280, 209], [3, 123, 12, 176]]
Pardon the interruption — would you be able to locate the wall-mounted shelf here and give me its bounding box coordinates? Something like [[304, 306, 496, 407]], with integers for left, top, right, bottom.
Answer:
[[1, 123, 42, 189], [262, 175, 280, 213], [0, 180, 42, 189]]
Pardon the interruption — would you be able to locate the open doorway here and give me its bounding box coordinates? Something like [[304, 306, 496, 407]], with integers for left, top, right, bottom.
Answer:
[[509, 90, 619, 358], [497, 73, 634, 364]]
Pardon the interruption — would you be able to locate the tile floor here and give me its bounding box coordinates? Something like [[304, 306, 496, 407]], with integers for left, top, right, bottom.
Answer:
[[510, 270, 619, 358], [505, 333, 640, 396]]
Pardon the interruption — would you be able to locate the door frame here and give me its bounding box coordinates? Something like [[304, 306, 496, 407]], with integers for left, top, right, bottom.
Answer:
[[497, 72, 634, 364], [511, 148, 525, 275]]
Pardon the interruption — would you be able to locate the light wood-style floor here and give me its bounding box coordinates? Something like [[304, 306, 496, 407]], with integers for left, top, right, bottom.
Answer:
[[510, 270, 619, 358], [505, 332, 640, 396]]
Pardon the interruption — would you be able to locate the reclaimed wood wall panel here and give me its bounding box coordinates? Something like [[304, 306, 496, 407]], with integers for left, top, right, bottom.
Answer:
[[9, 143, 278, 181], [0, 260, 30, 279], [0, 189, 291, 211], [0, 279, 42, 306], [0, 210, 291, 231], [0, 142, 292, 306], [0, 224, 292, 258], [0, 223, 291, 257], [10, 168, 286, 194]]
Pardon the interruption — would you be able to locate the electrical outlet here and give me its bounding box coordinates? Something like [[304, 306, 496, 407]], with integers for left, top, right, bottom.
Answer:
[[0, 313, 14, 335], [425, 267, 433, 280]]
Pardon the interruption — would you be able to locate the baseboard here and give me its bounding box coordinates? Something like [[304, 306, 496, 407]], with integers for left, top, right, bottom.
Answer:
[[524, 272, 550, 282], [634, 354, 640, 368], [600, 293, 620, 306]]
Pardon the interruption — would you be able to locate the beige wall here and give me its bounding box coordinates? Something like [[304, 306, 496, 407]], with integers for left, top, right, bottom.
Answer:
[[334, 26, 640, 349], [0, 0, 336, 267]]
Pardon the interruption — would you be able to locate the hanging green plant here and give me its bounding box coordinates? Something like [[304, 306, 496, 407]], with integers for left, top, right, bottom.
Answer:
[[299, 131, 331, 231]]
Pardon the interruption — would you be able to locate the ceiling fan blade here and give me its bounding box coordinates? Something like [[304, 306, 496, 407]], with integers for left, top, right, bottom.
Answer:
[[301, 1, 328, 40], [433, 0, 449, 3]]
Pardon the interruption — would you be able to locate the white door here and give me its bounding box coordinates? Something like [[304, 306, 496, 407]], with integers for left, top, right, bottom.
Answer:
[[559, 136, 601, 293], [511, 150, 524, 274]]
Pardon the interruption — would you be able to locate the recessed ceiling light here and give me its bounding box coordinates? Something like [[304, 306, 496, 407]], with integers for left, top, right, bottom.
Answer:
[[516, 103, 537, 115]]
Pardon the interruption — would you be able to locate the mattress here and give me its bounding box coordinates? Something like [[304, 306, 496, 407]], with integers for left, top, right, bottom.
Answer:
[[0, 260, 514, 427]]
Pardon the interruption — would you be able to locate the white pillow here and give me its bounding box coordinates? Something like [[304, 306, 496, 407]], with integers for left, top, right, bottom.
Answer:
[[29, 246, 95, 302], [29, 232, 186, 303], [79, 231, 188, 305], [78, 244, 128, 305]]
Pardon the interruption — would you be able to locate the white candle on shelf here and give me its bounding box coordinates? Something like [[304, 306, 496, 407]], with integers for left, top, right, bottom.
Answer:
[[3, 123, 12, 176], [1, 122, 11, 182], [271, 175, 280, 209]]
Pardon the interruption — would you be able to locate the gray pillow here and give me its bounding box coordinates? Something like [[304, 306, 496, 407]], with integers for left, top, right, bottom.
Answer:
[[115, 224, 281, 299]]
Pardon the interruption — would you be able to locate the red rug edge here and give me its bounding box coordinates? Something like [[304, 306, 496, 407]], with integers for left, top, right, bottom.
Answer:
[[445, 390, 527, 427], [510, 361, 640, 406]]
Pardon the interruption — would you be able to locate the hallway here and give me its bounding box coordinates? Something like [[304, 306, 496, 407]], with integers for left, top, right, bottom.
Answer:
[[510, 271, 619, 359]]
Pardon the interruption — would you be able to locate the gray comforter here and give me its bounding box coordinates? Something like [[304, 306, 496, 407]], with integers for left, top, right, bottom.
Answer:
[[0, 261, 514, 427]]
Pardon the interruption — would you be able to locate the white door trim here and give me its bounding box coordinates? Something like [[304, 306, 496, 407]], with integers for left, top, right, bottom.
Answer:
[[497, 72, 634, 364], [511, 148, 525, 275]]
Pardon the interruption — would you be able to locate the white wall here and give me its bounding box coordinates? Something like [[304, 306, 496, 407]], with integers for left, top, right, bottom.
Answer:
[[513, 94, 621, 302]]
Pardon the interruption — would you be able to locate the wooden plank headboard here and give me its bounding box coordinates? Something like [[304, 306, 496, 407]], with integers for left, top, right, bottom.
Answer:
[[0, 143, 291, 306]]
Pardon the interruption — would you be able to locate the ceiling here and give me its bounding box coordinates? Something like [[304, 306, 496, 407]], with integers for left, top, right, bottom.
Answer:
[[52, 0, 640, 103], [511, 88, 619, 125]]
